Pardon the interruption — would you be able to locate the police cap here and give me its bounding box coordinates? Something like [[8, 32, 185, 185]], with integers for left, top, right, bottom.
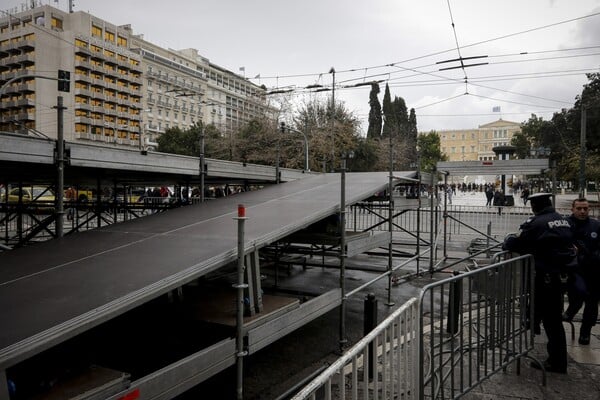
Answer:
[[528, 192, 552, 208]]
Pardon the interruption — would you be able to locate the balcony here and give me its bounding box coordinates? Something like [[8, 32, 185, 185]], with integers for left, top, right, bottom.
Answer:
[[16, 98, 35, 107], [16, 111, 35, 120], [75, 58, 92, 70], [75, 116, 92, 125], [17, 40, 35, 51], [75, 102, 92, 111], [74, 87, 93, 98]]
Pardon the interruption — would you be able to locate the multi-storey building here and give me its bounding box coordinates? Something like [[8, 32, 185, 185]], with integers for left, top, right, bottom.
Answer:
[[436, 119, 522, 161], [0, 2, 274, 148]]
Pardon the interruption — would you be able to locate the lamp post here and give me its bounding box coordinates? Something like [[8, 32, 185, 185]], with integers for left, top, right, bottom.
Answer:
[[339, 149, 354, 350], [580, 107, 587, 197], [329, 67, 336, 172], [530, 146, 554, 204], [139, 108, 151, 153], [199, 124, 206, 202], [280, 122, 310, 172]]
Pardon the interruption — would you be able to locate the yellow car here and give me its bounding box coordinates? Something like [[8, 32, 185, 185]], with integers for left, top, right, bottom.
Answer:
[[1, 186, 56, 204], [1, 186, 56, 213]]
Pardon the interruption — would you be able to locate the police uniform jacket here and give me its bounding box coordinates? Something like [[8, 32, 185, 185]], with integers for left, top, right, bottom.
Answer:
[[503, 206, 575, 274], [568, 215, 600, 269]]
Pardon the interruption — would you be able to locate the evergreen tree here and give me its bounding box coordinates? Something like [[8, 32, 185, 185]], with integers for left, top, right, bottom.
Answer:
[[366, 83, 382, 139], [392, 96, 408, 137], [407, 108, 418, 165], [417, 130, 447, 172], [381, 84, 394, 137]]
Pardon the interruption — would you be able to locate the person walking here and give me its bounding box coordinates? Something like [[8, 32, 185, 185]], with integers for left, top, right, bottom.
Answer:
[[485, 186, 494, 206], [521, 186, 530, 205], [503, 193, 576, 373], [493, 189, 505, 215], [563, 197, 600, 345]]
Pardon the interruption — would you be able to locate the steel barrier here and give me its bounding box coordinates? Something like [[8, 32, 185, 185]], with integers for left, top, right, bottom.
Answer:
[[293, 254, 536, 400], [348, 203, 581, 239], [419, 254, 537, 399], [291, 297, 420, 400]]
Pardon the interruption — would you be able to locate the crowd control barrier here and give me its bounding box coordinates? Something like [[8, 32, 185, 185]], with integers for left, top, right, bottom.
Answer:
[[419, 254, 536, 399], [291, 297, 420, 400], [293, 254, 536, 400]]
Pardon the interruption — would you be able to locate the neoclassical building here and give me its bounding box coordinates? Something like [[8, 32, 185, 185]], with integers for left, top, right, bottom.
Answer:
[[0, 2, 276, 148], [434, 119, 522, 161]]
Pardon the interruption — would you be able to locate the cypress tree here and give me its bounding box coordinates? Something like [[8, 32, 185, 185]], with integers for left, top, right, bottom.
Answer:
[[367, 83, 382, 139], [381, 84, 394, 137]]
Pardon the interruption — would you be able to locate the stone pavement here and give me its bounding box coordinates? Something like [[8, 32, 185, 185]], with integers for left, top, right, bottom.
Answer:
[[448, 190, 600, 399]]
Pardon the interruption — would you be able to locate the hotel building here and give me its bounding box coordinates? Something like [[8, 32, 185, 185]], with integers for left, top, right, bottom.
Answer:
[[0, 2, 274, 148]]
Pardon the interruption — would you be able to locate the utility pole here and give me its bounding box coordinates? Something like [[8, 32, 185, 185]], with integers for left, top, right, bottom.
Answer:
[[329, 67, 335, 172], [580, 108, 587, 197], [199, 125, 206, 202], [54, 96, 66, 238]]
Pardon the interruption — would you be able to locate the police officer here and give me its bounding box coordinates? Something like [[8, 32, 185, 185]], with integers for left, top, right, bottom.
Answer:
[[563, 197, 600, 345], [503, 192, 576, 373]]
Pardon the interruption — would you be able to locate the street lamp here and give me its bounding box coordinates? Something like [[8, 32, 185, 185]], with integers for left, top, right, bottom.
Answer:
[[329, 67, 336, 172], [530, 146, 555, 204], [139, 108, 151, 153], [280, 121, 310, 172], [339, 149, 354, 350], [199, 123, 206, 203]]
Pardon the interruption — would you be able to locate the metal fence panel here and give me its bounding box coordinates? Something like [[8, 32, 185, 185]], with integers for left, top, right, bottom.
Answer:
[[418, 254, 535, 399], [291, 298, 420, 400]]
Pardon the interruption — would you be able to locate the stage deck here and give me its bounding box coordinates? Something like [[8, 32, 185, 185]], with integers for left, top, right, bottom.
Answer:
[[0, 172, 408, 369]]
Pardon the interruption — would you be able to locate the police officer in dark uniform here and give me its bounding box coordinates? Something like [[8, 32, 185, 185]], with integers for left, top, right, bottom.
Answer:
[[563, 197, 600, 344], [503, 192, 576, 373]]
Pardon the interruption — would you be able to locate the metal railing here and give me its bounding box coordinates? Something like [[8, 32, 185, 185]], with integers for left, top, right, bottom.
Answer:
[[348, 203, 586, 240], [419, 254, 537, 399], [291, 297, 420, 400], [293, 254, 537, 400]]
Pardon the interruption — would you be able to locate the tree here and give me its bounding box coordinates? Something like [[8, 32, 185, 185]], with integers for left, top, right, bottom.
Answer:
[[417, 131, 447, 172], [157, 122, 204, 156], [392, 96, 408, 137], [293, 98, 362, 171], [366, 83, 382, 139], [510, 131, 531, 159], [406, 108, 418, 166], [381, 84, 394, 137]]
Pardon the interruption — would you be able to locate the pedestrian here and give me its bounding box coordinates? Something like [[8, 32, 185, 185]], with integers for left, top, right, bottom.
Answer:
[[521, 187, 530, 205], [65, 186, 76, 221], [485, 186, 494, 206], [493, 189, 505, 215], [503, 192, 576, 373], [563, 197, 600, 345], [446, 185, 453, 205]]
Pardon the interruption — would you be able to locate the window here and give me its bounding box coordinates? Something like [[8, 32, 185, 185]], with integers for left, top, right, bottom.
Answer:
[[104, 30, 115, 42], [75, 39, 88, 48], [51, 17, 63, 30], [117, 35, 127, 47], [91, 24, 102, 38]]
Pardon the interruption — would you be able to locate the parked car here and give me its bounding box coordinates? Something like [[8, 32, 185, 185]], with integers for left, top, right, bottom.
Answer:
[[1, 186, 55, 204]]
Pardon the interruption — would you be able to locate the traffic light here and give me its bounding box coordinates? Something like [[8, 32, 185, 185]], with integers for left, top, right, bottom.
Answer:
[[58, 70, 70, 92]]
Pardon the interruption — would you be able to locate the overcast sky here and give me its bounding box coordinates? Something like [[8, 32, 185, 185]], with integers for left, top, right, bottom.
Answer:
[[58, 0, 600, 133]]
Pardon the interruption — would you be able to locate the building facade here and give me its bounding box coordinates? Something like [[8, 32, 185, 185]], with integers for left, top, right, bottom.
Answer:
[[436, 119, 522, 161], [0, 2, 274, 149]]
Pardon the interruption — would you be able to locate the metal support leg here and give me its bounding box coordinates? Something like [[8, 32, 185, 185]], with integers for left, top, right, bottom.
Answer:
[[244, 253, 256, 317], [249, 250, 263, 313], [1, 369, 10, 400]]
